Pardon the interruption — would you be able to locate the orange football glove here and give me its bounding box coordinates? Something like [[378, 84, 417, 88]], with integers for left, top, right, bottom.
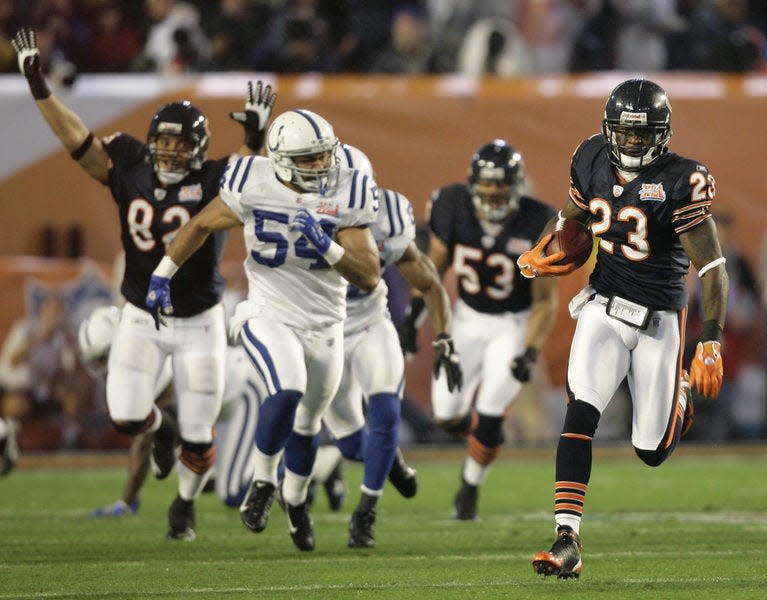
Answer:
[[689, 341, 723, 399], [516, 234, 577, 279]]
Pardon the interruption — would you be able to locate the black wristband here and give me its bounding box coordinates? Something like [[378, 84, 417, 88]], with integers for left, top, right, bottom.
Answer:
[[407, 296, 426, 320], [70, 132, 94, 161], [700, 319, 722, 342], [244, 129, 265, 153], [26, 68, 50, 100]]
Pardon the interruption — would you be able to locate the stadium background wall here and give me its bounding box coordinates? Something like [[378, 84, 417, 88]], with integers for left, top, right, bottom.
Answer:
[[0, 73, 765, 410]]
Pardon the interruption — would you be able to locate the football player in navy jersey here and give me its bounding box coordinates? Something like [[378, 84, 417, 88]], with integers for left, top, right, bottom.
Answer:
[[12, 28, 277, 541], [399, 140, 560, 521], [518, 78, 728, 579]]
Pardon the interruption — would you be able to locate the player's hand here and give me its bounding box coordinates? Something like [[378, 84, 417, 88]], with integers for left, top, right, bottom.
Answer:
[[230, 80, 277, 151], [516, 234, 577, 279], [398, 314, 419, 357], [510, 347, 538, 383], [433, 333, 463, 392], [689, 341, 723, 399], [145, 274, 173, 330], [290, 208, 331, 253], [10, 28, 41, 77]]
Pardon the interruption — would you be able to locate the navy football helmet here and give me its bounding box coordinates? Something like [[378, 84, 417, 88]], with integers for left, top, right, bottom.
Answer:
[[467, 139, 525, 222], [602, 78, 672, 172], [147, 101, 209, 185]]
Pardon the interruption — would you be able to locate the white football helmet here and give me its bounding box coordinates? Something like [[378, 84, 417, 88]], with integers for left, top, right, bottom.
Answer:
[[267, 109, 340, 194], [77, 305, 120, 378], [335, 143, 374, 179]]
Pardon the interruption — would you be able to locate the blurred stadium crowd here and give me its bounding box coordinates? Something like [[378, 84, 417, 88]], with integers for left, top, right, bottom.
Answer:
[[0, 0, 766, 79]]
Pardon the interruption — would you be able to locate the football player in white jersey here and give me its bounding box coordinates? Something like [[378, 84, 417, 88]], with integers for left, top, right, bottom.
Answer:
[[311, 144, 460, 547], [146, 109, 381, 552]]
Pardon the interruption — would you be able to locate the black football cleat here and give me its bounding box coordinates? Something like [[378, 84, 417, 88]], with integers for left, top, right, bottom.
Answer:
[[166, 495, 196, 541], [348, 507, 377, 548], [388, 448, 417, 498], [453, 478, 478, 520], [0, 421, 19, 477], [286, 502, 315, 551], [323, 463, 347, 511], [240, 481, 276, 533], [151, 408, 179, 480], [531, 526, 583, 579]]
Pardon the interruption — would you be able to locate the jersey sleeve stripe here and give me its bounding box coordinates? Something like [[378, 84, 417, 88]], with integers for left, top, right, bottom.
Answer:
[[227, 157, 243, 192], [342, 145, 354, 168], [674, 213, 711, 234], [359, 174, 369, 209], [348, 171, 358, 208], [393, 191, 405, 236], [569, 186, 589, 210], [383, 189, 396, 237], [237, 157, 254, 193], [672, 201, 711, 218]]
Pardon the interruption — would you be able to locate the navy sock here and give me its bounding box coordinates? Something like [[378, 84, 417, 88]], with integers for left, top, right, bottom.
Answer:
[[254, 390, 302, 454], [363, 393, 400, 491]]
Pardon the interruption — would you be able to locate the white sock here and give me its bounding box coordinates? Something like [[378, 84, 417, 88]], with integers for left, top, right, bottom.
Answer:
[[177, 462, 211, 501], [312, 445, 343, 483], [283, 469, 311, 506], [251, 447, 283, 485], [462, 456, 489, 486]]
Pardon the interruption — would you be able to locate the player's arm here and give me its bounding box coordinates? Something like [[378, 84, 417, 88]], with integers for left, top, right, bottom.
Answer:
[[334, 226, 381, 291], [428, 233, 452, 278], [12, 29, 109, 183], [396, 242, 451, 335], [397, 240, 461, 391], [679, 217, 728, 398], [511, 277, 559, 382], [145, 197, 242, 328]]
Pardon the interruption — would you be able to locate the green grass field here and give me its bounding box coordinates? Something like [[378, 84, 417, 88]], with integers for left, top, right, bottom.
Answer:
[[1, 446, 766, 599]]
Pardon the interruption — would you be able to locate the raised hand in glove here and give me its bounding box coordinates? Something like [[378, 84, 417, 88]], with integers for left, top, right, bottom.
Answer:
[[433, 333, 463, 392], [689, 340, 723, 399], [511, 347, 538, 383], [10, 28, 50, 100], [516, 234, 577, 279], [145, 274, 173, 330], [230, 80, 277, 152]]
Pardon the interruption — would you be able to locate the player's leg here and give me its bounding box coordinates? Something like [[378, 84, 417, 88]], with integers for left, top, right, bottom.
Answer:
[[168, 304, 227, 541], [532, 299, 628, 578], [106, 304, 169, 447], [0, 417, 19, 477], [343, 320, 404, 548], [455, 312, 527, 520], [214, 347, 263, 507], [282, 322, 344, 551], [629, 309, 688, 466], [238, 318, 307, 535]]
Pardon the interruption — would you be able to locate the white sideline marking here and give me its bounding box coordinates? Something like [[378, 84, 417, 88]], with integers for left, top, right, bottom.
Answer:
[[1, 575, 766, 599]]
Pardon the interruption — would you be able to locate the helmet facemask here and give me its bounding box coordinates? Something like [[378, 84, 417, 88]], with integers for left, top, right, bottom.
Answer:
[[275, 145, 340, 194], [602, 121, 671, 171], [471, 176, 519, 223], [147, 101, 209, 186], [468, 140, 525, 223], [148, 133, 199, 185]]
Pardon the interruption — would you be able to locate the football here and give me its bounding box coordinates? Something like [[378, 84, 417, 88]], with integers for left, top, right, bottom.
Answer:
[[543, 217, 593, 268]]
